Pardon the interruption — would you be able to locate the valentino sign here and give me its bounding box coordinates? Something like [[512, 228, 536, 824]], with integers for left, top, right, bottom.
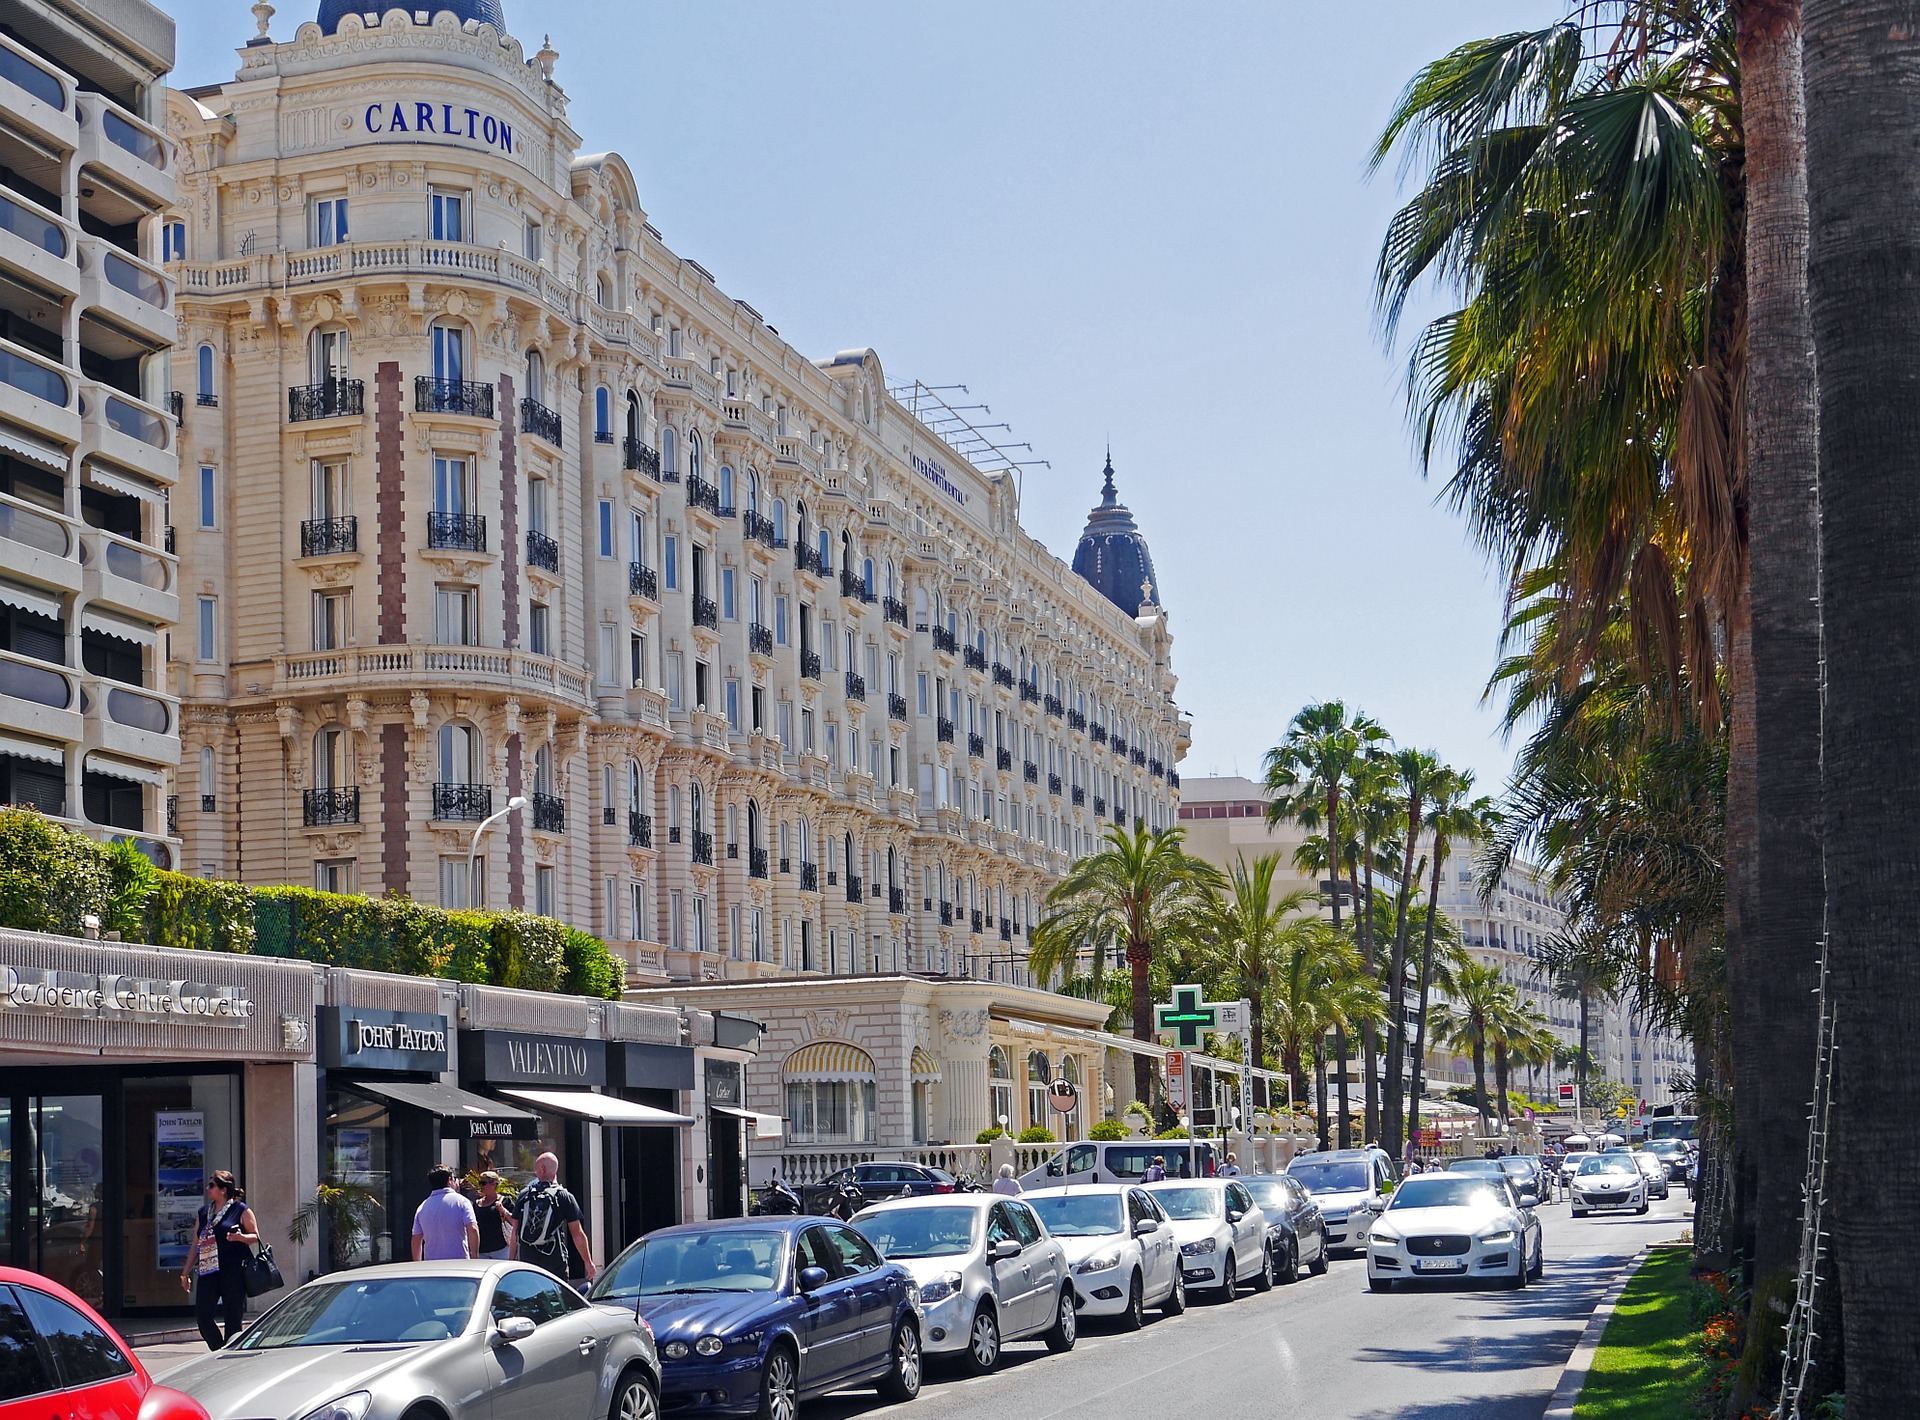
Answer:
[[0, 966, 253, 1026]]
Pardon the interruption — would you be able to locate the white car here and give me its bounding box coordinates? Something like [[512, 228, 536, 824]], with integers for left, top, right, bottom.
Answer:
[[1558, 1149, 1597, 1183], [1629, 1150, 1672, 1200], [853, 1193, 1076, 1374], [1143, 1178, 1269, 1301], [1366, 1173, 1543, 1292], [1285, 1147, 1397, 1252], [1569, 1153, 1649, 1216], [1025, 1184, 1186, 1327]]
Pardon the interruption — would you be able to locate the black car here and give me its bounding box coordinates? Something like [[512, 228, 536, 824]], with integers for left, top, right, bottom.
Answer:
[[1497, 1155, 1555, 1203], [801, 1163, 958, 1213], [1239, 1174, 1330, 1280]]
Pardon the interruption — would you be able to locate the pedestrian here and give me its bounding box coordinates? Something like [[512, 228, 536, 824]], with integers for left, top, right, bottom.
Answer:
[[1144, 1155, 1167, 1183], [991, 1164, 1022, 1195], [412, 1164, 480, 1261], [179, 1170, 258, 1350], [473, 1171, 515, 1260], [511, 1152, 596, 1283], [1220, 1152, 1241, 1177]]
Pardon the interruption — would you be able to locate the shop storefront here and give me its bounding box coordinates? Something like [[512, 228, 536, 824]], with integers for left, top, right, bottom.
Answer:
[[606, 1039, 695, 1245], [0, 933, 314, 1318]]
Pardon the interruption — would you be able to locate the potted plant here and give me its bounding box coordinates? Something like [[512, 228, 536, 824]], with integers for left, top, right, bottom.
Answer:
[[289, 1177, 385, 1275], [1123, 1099, 1154, 1136]]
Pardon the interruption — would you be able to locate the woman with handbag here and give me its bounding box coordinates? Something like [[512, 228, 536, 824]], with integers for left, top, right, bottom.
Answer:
[[179, 1170, 258, 1349]]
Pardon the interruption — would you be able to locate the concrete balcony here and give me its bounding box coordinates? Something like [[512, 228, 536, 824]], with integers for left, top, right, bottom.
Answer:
[[79, 385, 173, 488], [75, 92, 171, 209], [0, 36, 77, 153], [0, 647, 80, 744], [79, 527, 174, 626], [77, 238, 171, 352], [0, 492, 80, 601], [274, 644, 594, 709], [83, 679, 174, 763], [0, 190, 78, 302], [0, 339, 80, 445]]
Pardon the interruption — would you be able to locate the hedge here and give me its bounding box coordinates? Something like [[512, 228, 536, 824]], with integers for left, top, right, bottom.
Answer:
[[0, 808, 623, 999]]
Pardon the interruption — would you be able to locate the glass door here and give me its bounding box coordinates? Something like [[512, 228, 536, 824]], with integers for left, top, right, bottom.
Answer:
[[26, 1094, 108, 1306]]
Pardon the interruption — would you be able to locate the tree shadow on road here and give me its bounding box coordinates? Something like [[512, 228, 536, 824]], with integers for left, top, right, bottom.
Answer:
[[1346, 1395, 1556, 1420]]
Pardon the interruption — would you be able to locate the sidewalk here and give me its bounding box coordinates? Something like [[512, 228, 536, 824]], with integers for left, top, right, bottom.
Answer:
[[136, 1339, 211, 1380]]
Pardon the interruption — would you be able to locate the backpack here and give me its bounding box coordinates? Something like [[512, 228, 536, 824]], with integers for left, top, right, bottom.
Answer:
[[518, 1183, 563, 1253]]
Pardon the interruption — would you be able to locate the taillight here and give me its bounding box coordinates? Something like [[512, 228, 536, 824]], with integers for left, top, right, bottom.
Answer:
[[933, 1183, 954, 1193]]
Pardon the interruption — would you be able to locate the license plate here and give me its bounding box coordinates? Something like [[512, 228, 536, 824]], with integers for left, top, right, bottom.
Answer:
[[1413, 1258, 1466, 1272]]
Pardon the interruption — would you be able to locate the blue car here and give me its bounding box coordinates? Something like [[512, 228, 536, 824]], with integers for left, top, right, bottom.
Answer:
[[589, 1216, 923, 1420]]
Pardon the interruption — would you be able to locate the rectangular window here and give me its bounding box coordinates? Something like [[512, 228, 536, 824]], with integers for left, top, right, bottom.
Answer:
[[725, 678, 741, 733], [825, 721, 839, 767], [312, 460, 349, 521], [774, 595, 789, 646], [434, 585, 477, 645], [432, 456, 471, 516], [629, 631, 646, 689], [526, 476, 548, 536], [441, 855, 482, 910], [312, 590, 350, 651], [663, 535, 678, 590], [535, 865, 556, 918], [529, 603, 550, 656], [429, 187, 468, 242], [802, 708, 816, 753], [778, 700, 793, 750], [666, 651, 684, 710], [749, 576, 763, 627], [315, 859, 354, 894], [721, 567, 736, 620], [598, 499, 614, 558], [197, 465, 215, 528], [751, 685, 765, 733], [597, 623, 618, 686], [523, 218, 543, 263], [822, 620, 837, 671], [917, 672, 929, 717], [628, 508, 644, 564], [162, 220, 187, 262], [196, 596, 216, 661], [310, 196, 349, 247]]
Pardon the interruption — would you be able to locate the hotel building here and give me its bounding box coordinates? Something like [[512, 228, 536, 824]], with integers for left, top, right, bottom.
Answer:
[[161, 0, 1187, 989]]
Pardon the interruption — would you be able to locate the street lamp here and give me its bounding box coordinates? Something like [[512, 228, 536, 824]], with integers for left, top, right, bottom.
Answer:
[[467, 795, 528, 908]]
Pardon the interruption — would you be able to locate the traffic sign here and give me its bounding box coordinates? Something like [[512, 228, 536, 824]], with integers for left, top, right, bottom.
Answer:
[[1166, 1050, 1189, 1111]]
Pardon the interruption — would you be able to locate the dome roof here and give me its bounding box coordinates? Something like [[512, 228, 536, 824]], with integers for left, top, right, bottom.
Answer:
[[1072, 454, 1161, 618], [316, 0, 508, 33]]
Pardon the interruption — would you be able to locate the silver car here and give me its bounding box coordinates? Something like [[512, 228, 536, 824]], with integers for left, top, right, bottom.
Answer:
[[853, 1194, 1076, 1374], [165, 1261, 659, 1420]]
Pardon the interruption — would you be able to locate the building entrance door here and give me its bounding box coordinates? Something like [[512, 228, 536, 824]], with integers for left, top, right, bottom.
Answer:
[[1, 1093, 109, 1307]]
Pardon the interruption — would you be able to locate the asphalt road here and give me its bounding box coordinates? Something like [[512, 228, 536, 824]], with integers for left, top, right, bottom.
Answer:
[[139, 1189, 1691, 1419]]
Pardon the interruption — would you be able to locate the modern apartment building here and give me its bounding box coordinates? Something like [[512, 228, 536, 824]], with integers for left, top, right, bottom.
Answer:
[[162, 1, 1186, 986], [0, 0, 178, 859]]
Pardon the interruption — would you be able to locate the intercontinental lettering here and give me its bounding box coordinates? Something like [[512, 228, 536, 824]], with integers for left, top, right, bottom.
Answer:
[[364, 99, 514, 154], [0, 966, 254, 1025], [911, 454, 967, 507], [505, 1037, 590, 1080]]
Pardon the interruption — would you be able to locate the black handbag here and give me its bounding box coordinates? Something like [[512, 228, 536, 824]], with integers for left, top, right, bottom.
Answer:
[[242, 1242, 285, 1297]]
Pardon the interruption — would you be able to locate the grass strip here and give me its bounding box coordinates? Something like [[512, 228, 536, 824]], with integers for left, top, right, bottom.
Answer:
[[1572, 1247, 1703, 1420]]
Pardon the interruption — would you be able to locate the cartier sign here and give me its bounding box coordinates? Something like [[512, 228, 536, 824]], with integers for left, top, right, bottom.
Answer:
[[467, 1029, 607, 1088], [0, 965, 252, 1026]]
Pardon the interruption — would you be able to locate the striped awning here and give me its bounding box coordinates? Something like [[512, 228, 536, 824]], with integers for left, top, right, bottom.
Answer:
[[0, 731, 63, 766], [910, 1047, 941, 1083], [84, 751, 167, 787], [0, 422, 67, 473], [783, 1039, 876, 1082], [82, 461, 162, 504]]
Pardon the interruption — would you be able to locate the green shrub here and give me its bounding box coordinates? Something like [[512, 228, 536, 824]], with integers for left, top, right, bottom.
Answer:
[[104, 839, 157, 940], [975, 1126, 1007, 1144], [561, 926, 625, 999], [1017, 1126, 1057, 1144], [0, 808, 110, 935], [1154, 1125, 1191, 1139], [1089, 1119, 1130, 1141], [146, 870, 253, 954]]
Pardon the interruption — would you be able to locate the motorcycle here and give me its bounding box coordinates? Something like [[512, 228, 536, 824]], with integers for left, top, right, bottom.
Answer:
[[749, 1178, 803, 1216], [817, 1179, 867, 1220]]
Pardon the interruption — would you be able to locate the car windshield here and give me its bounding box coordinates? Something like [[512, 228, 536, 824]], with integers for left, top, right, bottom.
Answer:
[[1387, 1178, 1507, 1212], [1288, 1161, 1368, 1193], [1148, 1186, 1221, 1221], [1649, 1140, 1688, 1157], [1445, 1159, 1504, 1174], [1578, 1156, 1638, 1176], [855, 1206, 979, 1259], [235, 1278, 479, 1348], [592, 1230, 787, 1298], [1242, 1181, 1290, 1212], [1027, 1194, 1123, 1237], [1497, 1159, 1534, 1175]]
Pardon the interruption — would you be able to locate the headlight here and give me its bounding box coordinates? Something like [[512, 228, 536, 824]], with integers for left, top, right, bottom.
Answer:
[[918, 1271, 965, 1304], [694, 1336, 724, 1357], [1478, 1230, 1516, 1246], [662, 1341, 689, 1360], [297, 1394, 371, 1420], [1073, 1250, 1124, 1275], [1180, 1238, 1217, 1257], [1369, 1234, 1399, 1250]]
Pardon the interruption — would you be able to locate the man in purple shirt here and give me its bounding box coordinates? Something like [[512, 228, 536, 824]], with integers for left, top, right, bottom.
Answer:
[[412, 1164, 480, 1261]]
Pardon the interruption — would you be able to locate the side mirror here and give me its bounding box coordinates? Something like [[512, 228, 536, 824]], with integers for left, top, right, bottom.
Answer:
[[1132, 1218, 1159, 1237], [494, 1315, 537, 1345], [1225, 1209, 1243, 1224], [990, 1238, 1022, 1262], [797, 1266, 830, 1293], [1365, 1199, 1387, 1213], [1519, 1192, 1539, 1209]]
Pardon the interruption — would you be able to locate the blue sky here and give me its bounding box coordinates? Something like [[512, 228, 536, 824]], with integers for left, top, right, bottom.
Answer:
[[169, 0, 1552, 793]]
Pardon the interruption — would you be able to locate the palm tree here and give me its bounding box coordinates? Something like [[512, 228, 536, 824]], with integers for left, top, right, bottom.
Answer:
[[1551, 949, 1619, 1117], [1266, 922, 1384, 1151], [1031, 823, 1223, 1104], [1485, 985, 1554, 1129], [1406, 906, 1472, 1144], [1347, 753, 1399, 1141], [1198, 856, 1318, 1072], [1379, 748, 1445, 1154], [1427, 960, 1510, 1139]]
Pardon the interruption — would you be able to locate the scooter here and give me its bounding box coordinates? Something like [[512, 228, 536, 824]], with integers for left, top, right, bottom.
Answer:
[[749, 1177, 803, 1216]]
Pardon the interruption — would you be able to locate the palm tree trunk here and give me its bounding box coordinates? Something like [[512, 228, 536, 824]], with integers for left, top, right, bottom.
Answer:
[[1493, 1042, 1510, 1128], [1360, 840, 1379, 1144], [1128, 937, 1154, 1106], [1804, 5, 1920, 1405], [1577, 992, 1591, 1124], [1334, 1026, 1352, 1148], [1471, 1036, 1489, 1140], [1406, 887, 1444, 1148], [1381, 809, 1425, 1159], [1314, 1039, 1331, 1152], [1250, 986, 1265, 1075], [1324, 786, 1351, 1149]]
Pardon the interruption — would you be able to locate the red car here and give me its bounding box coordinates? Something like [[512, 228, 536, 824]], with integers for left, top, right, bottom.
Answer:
[[0, 1267, 210, 1420]]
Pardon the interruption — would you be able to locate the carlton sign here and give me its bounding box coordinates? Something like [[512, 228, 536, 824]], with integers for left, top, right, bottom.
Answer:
[[0, 965, 253, 1026], [363, 99, 518, 157]]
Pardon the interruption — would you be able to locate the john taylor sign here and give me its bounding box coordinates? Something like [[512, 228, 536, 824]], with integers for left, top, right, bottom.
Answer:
[[320, 1006, 449, 1073]]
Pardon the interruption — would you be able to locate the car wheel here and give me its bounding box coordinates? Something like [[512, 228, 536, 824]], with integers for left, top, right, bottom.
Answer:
[[756, 1345, 798, 1420], [610, 1368, 658, 1420], [1252, 1245, 1275, 1292], [877, 1321, 921, 1402], [1369, 1275, 1393, 1293], [1161, 1268, 1187, 1316], [962, 1302, 1000, 1375], [1530, 1241, 1545, 1281], [1637, 1202, 1650, 1215], [1507, 1257, 1528, 1290], [1308, 1239, 1329, 1276], [1120, 1271, 1145, 1331], [1217, 1254, 1237, 1302], [1278, 1239, 1300, 1285], [1043, 1285, 1078, 1353], [1572, 1207, 1586, 1218]]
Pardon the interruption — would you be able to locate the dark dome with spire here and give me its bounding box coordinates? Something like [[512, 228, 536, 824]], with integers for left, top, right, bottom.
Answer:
[[1072, 453, 1161, 618], [317, 0, 507, 33]]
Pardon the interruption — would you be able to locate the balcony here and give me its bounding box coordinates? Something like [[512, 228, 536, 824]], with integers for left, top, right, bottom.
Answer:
[[299, 516, 357, 558], [932, 626, 957, 655], [627, 810, 654, 848], [992, 664, 1015, 689], [1044, 694, 1063, 718], [1132, 749, 1149, 768], [531, 793, 565, 833], [1023, 762, 1039, 784], [288, 379, 366, 422], [937, 717, 955, 744], [302, 786, 360, 827], [0, 647, 79, 741], [1000, 922, 1014, 943], [889, 888, 905, 915], [691, 829, 715, 866], [1019, 682, 1041, 706], [939, 902, 953, 927], [743, 510, 777, 547], [840, 570, 870, 603], [75, 92, 168, 208], [526, 528, 559, 574], [887, 693, 907, 722], [686, 475, 720, 515], [1069, 709, 1087, 731], [846, 874, 863, 904], [1149, 757, 1165, 778], [427, 511, 487, 551], [963, 646, 987, 673], [996, 748, 1013, 771], [80, 528, 172, 626], [794, 543, 826, 577], [800, 861, 818, 893], [168, 391, 182, 422], [1090, 723, 1108, 745], [80, 385, 170, 486], [0, 35, 74, 152], [1170, 770, 1181, 789], [801, 650, 822, 682], [1072, 785, 1086, 807], [0, 492, 76, 595], [882, 596, 908, 628], [0, 190, 76, 302], [276, 644, 593, 709], [432, 782, 492, 821], [0, 340, 75, 445], [78, 237, 170, 349], [844, 671, 866, 702], [414, 376, 493, 419], [628, 563, 658, 600], [519, 397, 562, 447], [1048, 773, 1062, 796], [749, 847, 769, 880], [968, 733, 984, 758], [623, 437, 661, 479], [693, 594, 718, 630], [1111, 735, 1129, 757]]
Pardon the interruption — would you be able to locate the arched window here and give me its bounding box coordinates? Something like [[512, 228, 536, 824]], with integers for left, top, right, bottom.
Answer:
[[532, 743, 554, 797], [438, 722, 478, 784], [627, 391, 642, 443], [313, 725, 347, 789], [596, 272, 612, 306], [687, 431, 703, 484], [798, 817, 812, 864], [772, 498, 787, 545], [862, 557, 875, 598], [197, 344, 216, 403], [198, 745, 216, 800], [667, 784, 682, 835], [689, 782, 704, 832], [594, 386, 611, 441], [746, 472, 759, 518], [523, 348, 544, 403], [886, 845, 897, 889], [660, 426, 678, 478], [430, 321, 466, 383], [795, 501, 809, 550], [840, 529, 852, 572], [718, 463, 734, 511], [1028, 1050, 1051, 1130], [844, 832, 856, 885], [627, 761, 643, 814], [913, 587, 928, 628], [746, 799, 761, 851], [989, 1046, 1013, 1130], [817, 527, 831, 573]]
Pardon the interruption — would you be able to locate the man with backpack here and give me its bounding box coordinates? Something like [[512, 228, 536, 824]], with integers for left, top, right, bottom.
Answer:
[[511, 1152, 595, 1283]]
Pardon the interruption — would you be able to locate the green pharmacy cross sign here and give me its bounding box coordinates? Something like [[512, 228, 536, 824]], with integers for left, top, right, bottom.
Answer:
[[1156, 985, 1225, 1049]]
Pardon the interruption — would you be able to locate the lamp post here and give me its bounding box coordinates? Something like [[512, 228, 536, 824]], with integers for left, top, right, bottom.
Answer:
[[467, 795, 527, 908]]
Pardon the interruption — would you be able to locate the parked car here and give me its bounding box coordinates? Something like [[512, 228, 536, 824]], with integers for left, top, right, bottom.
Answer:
[[1366, 1173, 1543, 1292], [591, 1216, 920, 1419], [1019, 1139, 1220, 1189], [1239, 1174, 1330, 1280], [1569, 1153, 1650, 1216], [168, 1261, 658, 1420], [0, 1268, 210, 1420], [1024, 1184, 1185, 1327], [800, 1163, 957, 1214], [1499, 1155, 1556, 1203], [1643, 1138, 1692, 1181], [1285, 1147, 1399, 1252], [1629, 1150, 1672, 1200], [1143, 1178, 1270, 1300], [853, 1194, 1075, 1375]]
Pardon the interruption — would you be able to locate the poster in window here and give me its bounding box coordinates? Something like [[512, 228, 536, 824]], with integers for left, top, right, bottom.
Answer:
[[336, 1128, 374, 1185], [154, 1111, 205, 1271]]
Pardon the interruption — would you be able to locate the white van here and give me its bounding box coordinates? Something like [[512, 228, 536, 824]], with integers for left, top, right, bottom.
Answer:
[[1019, 1139, 1221, 1190]]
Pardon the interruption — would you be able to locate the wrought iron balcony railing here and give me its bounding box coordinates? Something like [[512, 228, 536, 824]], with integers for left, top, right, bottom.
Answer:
[[888, 693, 908, 722], [1023, 761, 1039, 784], [1044, 694, 1064, 718], [800, 861, 819, 892], [882, 596, 908, 628], [531, 793, 565, 833], [1048, 773, 1062, 796], [526, 528, 559, 573], [624, 437, 661, 480], [628, 562, 658, 599], [743, 510, 778, 547], [801, 649, 822, 681], [932, 626, 957, 654], [433, 782, 491, 821], [691, 829, 714, 865], [964, 646, 988, 672], [749, 623, 773, 656], [845, 671, 866, 702], [992, 664, 1015, 688], [968, 733, 985, 758], [519, 396, 562, 447], [889, 888, 905, 915], [846, 873, 863, 903], [686, 475, 720, 514], [1068, 709, 1087, 731], [289, 379, 365, 422], [302, 786, 360, 827], [937, 717, 955, 744], [300, 516, 357, 558], [1072, 786, 1086, 807], [693, 594, 718, 630], [795, 543, 826, 576], [427, 511, 486, 551], [749, 847, 769, 879], [997, 748, 1014, 771], [972, 911, 984, 934], [415, 376, 493, 419], [628, 811, 653, 848], [1019, 681, 1041, 705]]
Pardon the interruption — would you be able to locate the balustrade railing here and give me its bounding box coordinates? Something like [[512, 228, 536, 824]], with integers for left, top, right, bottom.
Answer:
[[415, 376, 493, 418], [288, 379, 364, 422], [303, 786, 360, 826], [299, 516, 357, 557]]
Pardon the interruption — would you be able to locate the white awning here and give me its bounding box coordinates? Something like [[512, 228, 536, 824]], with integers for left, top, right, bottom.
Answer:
[[83, 752, 166, 787], [80, 609, 155, 647], [499, 1087, 693, 1127], [0, 731, 64, 765], [83, 461, 163, 504], [0, 577, 62, 620], [711, 1105, 784, 1139], [0, 422, 68, 473]]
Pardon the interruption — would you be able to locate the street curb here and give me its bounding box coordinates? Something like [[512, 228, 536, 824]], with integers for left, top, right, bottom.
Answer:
[[1541, 1245, 1651, 1420]]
